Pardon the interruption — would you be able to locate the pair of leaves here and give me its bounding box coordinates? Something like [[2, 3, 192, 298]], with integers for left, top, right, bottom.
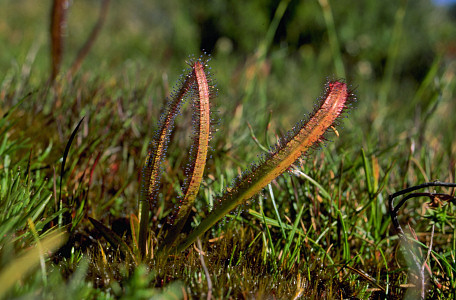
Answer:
[[91, 58, 355, 258]]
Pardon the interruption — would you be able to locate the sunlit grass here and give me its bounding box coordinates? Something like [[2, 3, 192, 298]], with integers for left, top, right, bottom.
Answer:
[[1, 0, 456, 299]]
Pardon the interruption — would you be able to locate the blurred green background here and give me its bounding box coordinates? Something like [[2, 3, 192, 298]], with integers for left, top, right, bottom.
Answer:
[[1, 0, 456, 191], [1, 0, 455, 130]]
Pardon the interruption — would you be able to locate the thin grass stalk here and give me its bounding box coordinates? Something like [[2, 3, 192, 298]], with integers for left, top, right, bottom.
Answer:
[[68, 0, 111, 77], [318, 0, 346, 78], [50, 0, 69, 81], [243, 0, 290, 109], [375, 0, 407, 129]]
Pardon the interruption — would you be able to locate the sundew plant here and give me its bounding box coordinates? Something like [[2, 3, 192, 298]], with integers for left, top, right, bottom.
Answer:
[[89, 55, 355, 259]]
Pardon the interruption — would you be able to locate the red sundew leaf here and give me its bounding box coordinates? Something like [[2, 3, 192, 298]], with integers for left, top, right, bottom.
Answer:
[[138, 59, 200, 256], [175, 59, 213, 223], [140, 71, 194, 209], [160, 58, 216, 249]]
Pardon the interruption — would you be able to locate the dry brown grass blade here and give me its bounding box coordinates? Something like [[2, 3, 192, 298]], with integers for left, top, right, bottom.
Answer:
[[50, 0, 69, 81], [68, 0, 111, 77], [345, 265, 386, 292]]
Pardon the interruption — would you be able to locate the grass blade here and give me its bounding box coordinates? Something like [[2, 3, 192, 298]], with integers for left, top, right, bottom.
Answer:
[[59, 117, 84, 205], [280, 201, 306, 267], [88, 217, 137, 264]]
